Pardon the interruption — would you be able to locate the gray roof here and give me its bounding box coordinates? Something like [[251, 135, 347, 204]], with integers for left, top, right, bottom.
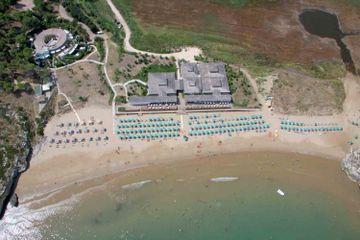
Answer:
[[181, 63, 201, 94], [128, 95, 178, 106], [180, 62, 230, 95], [198, 62, 227, 78], [185, 94, 232, 104], [128, 62, 231, 107], [147, 72, 177, 97]]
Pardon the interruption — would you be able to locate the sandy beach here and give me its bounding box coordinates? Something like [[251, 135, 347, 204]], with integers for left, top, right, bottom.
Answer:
[[16, 103, 351, 204], [3, 96, 359, 240]]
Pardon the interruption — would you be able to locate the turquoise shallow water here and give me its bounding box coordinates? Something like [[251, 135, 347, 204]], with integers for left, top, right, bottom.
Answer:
[[38, 153, 360, 240]]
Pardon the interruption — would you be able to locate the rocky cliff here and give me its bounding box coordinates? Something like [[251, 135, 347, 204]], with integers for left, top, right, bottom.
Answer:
[[0, 104, 32, 219], [342, 149, 360, 183]]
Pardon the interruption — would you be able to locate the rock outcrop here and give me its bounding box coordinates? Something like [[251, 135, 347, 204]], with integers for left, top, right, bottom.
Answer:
[[342, 149, 360, 183], [0, 104, 32, 218]]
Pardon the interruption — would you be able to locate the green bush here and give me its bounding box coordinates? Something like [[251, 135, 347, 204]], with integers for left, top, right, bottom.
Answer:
[[95, 37, 105, 61], [115, 95, 127, 103]]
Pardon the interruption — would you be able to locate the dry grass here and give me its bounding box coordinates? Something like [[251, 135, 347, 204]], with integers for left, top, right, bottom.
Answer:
[[56, 94, 72, 115], [87, 51, 101, 62], [271, 70, 345, 115], [106, 39, 173, 84], [115, 0, 360, 65], [56, 62, 110, 109], [0, 92, 36, 120]]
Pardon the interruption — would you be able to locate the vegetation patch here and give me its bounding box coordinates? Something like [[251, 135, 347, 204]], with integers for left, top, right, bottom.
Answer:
[[127, 82, 147, 96], [107, 50, 174, 84], [94, 37, 105, 62], [271, 70, 345, 115], [0, 0, 89, 93], [81, 0, 125, 51], [43, 34, 57, 44], [135, 63, 177, 82], [56, 63, 110, 108], [211, 0, 280, 7], [282, 60, 347, 80], [0, 104, 32, 181], [35, 90, 56, 136], [110, 0, 280, 77], [62, 0, 100, 33], [226, 65, 260, 108], [110, 0, 360, 82], [115, 96, 127, 104]]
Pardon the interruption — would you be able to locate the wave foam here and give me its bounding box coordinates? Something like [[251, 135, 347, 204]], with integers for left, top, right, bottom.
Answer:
[[121, 180, 152, 190], [0, 195, 78, 240]]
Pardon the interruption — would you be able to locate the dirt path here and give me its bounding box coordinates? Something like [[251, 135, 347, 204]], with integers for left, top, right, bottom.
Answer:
[[239, 67, 266, 108], [51, 34, 119, 116], [105, 0, 202, 62], [53, 70, 82, 123]]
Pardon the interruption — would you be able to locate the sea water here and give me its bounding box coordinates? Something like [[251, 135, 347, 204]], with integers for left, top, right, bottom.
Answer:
[[4, 152, 360, 239]]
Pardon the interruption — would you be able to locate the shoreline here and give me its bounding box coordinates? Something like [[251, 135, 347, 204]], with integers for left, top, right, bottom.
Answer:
[[2, 149, 359, 240], [16, 118, 348, 204], [14, 67, 358, 206], [12, 92, 356, 209], [14, 145, 354, 213]]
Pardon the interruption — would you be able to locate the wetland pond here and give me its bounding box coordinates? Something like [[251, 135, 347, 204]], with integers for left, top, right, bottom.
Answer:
[[299, 9, 356, 73]]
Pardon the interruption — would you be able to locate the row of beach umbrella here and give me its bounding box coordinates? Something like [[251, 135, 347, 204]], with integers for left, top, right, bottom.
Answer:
[[281, 126, 343, 132], [189, 120, 265, 127], [117, 122, 180, 129], [117, 127, 180, 135], [116, 117, 175, 123], [189, 114, 263, 121], [116, 117, 181, 141], [188, 114, 270, 137], [189, 126, 269, 136], [280, 121, 305, 126], [118, 133, 180, 140]]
